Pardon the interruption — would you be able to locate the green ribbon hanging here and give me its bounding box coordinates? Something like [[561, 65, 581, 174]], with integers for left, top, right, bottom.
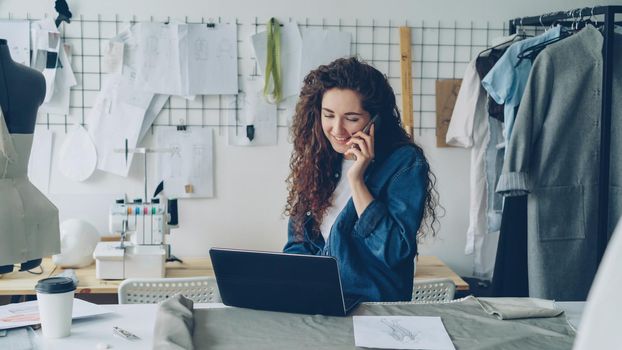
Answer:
[[263, 17, 282, 103]]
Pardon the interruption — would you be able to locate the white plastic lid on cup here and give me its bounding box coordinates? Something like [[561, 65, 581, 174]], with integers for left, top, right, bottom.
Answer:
[[35, 277, 76, 338]]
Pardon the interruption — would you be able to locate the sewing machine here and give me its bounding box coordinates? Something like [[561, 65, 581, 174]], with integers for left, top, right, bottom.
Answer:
[[93, 197, 176, 279], [93, 144, 179, 280]]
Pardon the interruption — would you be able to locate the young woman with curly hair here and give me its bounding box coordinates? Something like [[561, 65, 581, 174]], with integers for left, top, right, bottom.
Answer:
[[283, 57, 440, 302]]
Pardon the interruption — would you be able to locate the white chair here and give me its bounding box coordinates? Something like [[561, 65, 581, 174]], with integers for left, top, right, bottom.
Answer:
[[412, 278, 456, 303], [118, 276, 221, 304]]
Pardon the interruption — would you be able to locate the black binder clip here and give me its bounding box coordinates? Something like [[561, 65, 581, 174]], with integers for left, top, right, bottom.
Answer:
[[177, 119, 187, 131]]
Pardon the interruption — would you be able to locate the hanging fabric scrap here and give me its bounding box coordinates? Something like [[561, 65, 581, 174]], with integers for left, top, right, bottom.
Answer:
[[263, 17, 282, 103]]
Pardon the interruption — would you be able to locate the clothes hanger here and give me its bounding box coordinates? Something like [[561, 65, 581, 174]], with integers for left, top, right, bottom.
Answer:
[[515, 10, 582, 65], [477, 18, 530, 57]]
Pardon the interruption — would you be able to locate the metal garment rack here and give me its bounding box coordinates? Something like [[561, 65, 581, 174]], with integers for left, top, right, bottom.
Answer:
[[509, 6, 622, 265]]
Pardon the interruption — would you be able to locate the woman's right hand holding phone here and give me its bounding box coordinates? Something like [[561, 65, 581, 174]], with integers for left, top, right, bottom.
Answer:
[[345, 123, 375, 183]]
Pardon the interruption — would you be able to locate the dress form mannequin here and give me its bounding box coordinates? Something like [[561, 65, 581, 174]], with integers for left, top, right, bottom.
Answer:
[[0, 38, 60, 273], [0, 39, 45, 132]]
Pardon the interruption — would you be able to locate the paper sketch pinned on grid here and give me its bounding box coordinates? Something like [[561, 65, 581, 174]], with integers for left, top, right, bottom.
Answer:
[[157, 127, 214, 198], [86, 27, 169, 177], [134, 22, 238, 96], [228, 78, 277, 146], [86, 75, 146, 177], [186, 23, 238, 95], [110, 26, 169, 143], [134, 22, 183, 95]]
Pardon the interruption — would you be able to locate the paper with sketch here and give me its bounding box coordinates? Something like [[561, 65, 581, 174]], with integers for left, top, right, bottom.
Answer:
[[87, 28, 167, 175], [228, 78, 277, 146], [0, 298, 111, 331], [112, 27, 162, 112], [27, 128, 53, 193], [300, 27, 350, 80], [187, 23, 238, 94], [0, 20, 30, 67], [40, 43, 77, 115], [251, 22, 302, 99], [157, 127, 214, 198], [135, 22, 184, 95], [353, 316, 455, 350], [87, 74, 146, 177], [135, 22, 238, 96], [103, 41, 124, 74]]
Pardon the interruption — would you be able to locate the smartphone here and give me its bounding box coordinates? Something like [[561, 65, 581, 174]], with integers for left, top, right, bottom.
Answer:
[[348, 114, 379, 160], [362, 114, 380, 134]]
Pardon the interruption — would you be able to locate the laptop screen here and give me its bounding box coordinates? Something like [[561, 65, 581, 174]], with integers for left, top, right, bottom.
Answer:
[[209, 248, 358, 316]]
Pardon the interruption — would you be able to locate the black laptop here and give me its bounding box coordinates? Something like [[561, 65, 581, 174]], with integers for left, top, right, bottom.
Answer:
[[209, 248, 362, 316]]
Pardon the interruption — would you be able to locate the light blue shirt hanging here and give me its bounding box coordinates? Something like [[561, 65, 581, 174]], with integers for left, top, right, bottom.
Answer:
[[481, 26, 561, 146]]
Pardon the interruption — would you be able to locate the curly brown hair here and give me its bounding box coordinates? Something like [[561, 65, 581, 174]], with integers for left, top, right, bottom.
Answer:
[[285, 57, 440, 241]]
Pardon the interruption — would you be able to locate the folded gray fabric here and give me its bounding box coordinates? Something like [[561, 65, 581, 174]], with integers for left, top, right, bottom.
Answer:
[[153, 294, 195, 350], [476, 297, 563, 320]]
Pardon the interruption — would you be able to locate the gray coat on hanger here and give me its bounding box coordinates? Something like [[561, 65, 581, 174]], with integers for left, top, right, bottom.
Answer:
[[496, 25, 622, 301]]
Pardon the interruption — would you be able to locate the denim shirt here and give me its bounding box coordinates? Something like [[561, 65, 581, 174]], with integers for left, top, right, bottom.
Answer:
[[283, 145, 428, 302]]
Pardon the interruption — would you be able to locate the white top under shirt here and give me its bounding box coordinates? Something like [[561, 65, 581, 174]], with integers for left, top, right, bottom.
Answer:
[[320, 159, 356, 241]]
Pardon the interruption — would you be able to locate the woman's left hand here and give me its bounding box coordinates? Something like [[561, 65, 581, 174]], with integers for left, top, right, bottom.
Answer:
[[345, 124, 375, 182]]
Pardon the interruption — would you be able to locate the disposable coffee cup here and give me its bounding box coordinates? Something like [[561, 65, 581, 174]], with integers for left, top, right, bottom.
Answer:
[[35, 277, 76, 338]]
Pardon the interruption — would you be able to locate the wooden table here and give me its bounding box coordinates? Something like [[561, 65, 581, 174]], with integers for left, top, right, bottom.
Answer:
[[0, 256, 468, 295]]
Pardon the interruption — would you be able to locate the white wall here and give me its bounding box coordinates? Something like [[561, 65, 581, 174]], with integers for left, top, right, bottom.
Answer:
[[0, 0, 613, 278]]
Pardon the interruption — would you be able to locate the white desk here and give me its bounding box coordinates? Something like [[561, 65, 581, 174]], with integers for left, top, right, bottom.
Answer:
[[4, 302, 585, 350]]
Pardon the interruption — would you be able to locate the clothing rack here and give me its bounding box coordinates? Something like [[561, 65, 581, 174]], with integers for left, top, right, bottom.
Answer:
[[509, 6, 622, 265]]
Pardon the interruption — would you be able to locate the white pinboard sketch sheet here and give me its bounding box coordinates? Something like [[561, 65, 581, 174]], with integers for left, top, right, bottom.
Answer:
[[135, 22, 238, 96], [228, 78, 277, 146], [299, 27, 351, 81], [135, 22, 184, 95], [187, 23, 238, 95], [158, 127, 214, 198], [353, 316, 456, 350], [87, 74, 147, 177], [87, 27, 168, 176], [251, 22, 302, 99], [0, 20, 30, 67]]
